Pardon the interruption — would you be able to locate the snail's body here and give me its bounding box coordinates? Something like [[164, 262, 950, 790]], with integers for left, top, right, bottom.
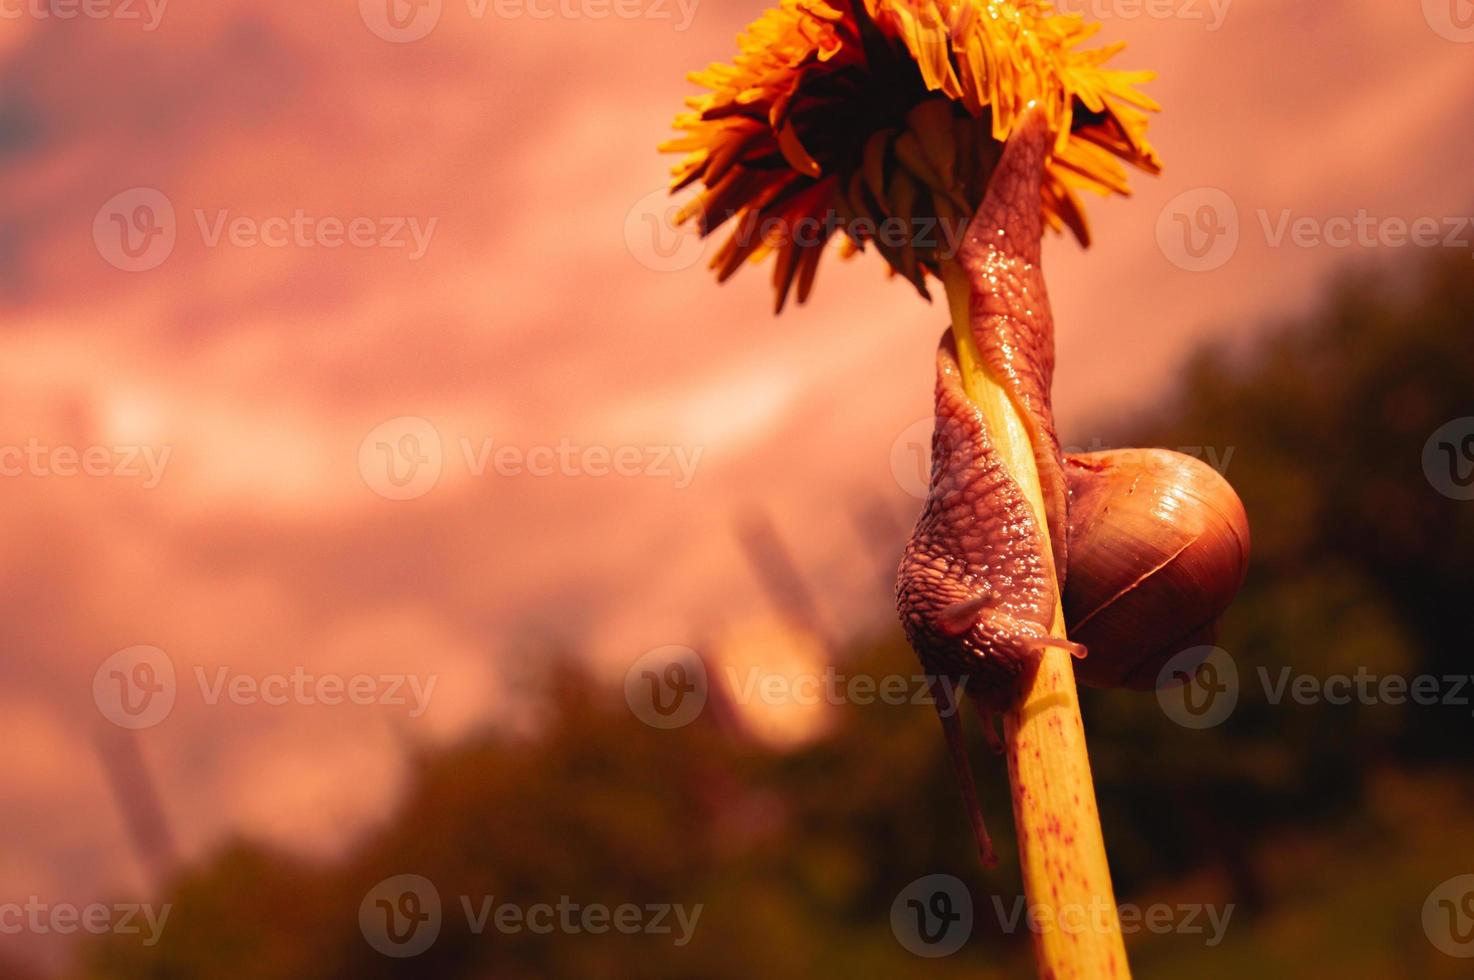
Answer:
[[898, 113, 1077, 719], [896, 334, 1072, 706], [895, 110, 1251, 867]]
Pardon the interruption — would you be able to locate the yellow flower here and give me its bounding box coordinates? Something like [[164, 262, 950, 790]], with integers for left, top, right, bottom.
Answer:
[[661, 0, 1161, 311]]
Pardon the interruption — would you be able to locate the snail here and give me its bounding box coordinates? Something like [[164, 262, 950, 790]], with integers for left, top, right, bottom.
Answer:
[[896, 112, 1251, 865]]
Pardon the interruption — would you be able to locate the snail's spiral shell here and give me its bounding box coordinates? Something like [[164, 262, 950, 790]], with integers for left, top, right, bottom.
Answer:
[[1062, 449, 1251, 690]]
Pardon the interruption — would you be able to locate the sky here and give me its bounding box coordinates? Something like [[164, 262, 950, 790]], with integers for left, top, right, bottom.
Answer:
[[2, 0, 1473, 968]]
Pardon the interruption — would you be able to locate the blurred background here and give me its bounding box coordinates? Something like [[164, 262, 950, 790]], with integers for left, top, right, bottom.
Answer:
[[3, 0, 1473, 976]]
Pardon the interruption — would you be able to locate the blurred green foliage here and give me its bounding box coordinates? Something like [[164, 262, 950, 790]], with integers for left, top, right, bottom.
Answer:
[[83, 248, 1474, 978]]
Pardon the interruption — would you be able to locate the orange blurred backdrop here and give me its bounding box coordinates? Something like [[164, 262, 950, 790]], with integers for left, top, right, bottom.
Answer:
[[2, 0, 1472, 971]]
